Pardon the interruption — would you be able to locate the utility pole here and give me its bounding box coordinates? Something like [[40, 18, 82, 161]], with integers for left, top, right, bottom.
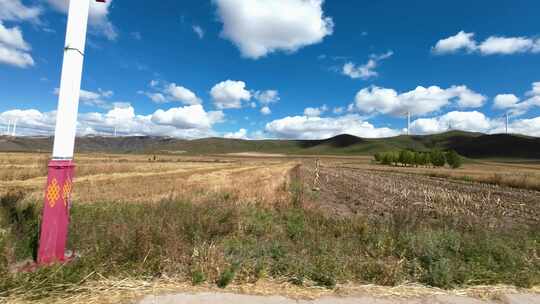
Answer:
[[37, 0, 106, 265]]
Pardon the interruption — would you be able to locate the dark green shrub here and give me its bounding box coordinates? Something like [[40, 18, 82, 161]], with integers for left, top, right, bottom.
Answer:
[[381, 152, 393, 165], [430, 150, 446, 167], [398, 150, 407, 166], [374, 153, 382, 163], [446, 150, 463, 169], [191, 269, 206, 285], [217, 267, 236, 288]]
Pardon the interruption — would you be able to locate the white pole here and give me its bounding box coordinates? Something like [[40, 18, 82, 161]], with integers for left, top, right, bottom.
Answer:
[[407, 111, 411, 136], [6, 120, 10, 136], [12, 119, 17, 137], [505, 112, 509, 134], [51, 0, 91, 159]]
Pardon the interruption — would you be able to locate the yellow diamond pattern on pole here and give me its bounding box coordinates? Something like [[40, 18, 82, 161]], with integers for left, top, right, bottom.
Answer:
[[46, 178, 61, 208], [62, 179, 73, 207]]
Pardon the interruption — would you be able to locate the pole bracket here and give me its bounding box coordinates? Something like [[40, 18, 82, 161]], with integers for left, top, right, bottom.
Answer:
[[64, 46, 85, 56]]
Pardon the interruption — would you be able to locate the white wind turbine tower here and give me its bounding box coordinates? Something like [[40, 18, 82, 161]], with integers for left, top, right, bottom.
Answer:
[[407, 111, 411, 135], [11, 119, 17, 137], [505, 111, 510, 134], [402, 110, 412, 135], [5, 120, 11, 136]]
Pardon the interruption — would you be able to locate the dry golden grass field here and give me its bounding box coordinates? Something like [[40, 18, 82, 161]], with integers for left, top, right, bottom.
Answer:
[[0, 152, 296, 204], [1, 152, 540, 303]]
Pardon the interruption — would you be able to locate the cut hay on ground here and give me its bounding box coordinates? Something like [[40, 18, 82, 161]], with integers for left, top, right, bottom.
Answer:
[[2, 277, 539, 304]]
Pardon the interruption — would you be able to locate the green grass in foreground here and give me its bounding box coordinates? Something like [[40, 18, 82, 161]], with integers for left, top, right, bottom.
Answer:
[[0, 191, 539, 300]]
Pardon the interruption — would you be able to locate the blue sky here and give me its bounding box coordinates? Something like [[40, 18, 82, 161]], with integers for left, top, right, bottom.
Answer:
[[0, 0, 539, 139]]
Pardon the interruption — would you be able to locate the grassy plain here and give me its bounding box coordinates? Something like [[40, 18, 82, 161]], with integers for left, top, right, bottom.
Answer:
[[0, 152, 539, 303]]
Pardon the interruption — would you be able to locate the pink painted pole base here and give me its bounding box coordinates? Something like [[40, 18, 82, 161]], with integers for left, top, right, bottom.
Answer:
[[37, 160, 75, 265]]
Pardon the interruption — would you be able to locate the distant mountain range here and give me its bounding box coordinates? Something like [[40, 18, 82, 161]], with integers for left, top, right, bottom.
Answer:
[[1, 131, 539, 159]]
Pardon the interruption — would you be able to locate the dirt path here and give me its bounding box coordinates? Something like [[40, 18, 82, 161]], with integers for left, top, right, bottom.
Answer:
[[302, 162, 540, 228], [137, 292, 540, 304]]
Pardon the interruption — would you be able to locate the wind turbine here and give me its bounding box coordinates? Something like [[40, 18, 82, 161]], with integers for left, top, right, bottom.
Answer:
[[11, 119, 17, 137], [505, 111, 509, 134], [37, 0, 107, 265], [407, 111, 411, 135], [5, 120, 11, 136], [402, 110, 412, 135]]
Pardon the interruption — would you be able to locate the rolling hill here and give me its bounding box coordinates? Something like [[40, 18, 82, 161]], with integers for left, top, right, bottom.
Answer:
[[0, 131, 539, 159]]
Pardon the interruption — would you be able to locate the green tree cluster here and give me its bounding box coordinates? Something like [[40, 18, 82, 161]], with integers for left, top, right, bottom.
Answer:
[[374, 150, 462, 169]]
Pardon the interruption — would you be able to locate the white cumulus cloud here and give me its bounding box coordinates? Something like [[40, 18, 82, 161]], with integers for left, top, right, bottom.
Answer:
[[432, 31, 476, 54], [265, 114, 398, 139], [303, 105, 328, 117], [165, 83, 202, 105], [342, 51, 393, 80], [411, 111, 492, 134], [214, 0, 334, 59], [254, 90, 280, 104], [260, 106, 272, 115], [46, 0, 117, 40], [493, 82, 540, 116], [0, 22, 34, 68], [509, 117, 540, 137], [224, 128, 248, 139], [0, 0, 41, 23], [151, 105, 223, 130], [0, 104, 224, 138], [433, 31, 540, 56], [354, 85, 485, 116], [210, 80, 251, 109], [527, 82, 540, 96], [54, 87, 114, 108], [140, 82, 201, 105], [494, 94, 520, 109], [409, 111, 540, 137], [478, 36, 535, 55]]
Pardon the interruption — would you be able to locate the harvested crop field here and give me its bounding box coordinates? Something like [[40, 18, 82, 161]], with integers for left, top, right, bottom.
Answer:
[[300, 160, 540, 228], [0, 153, 296, 204], [1, 152, 539, 303]]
